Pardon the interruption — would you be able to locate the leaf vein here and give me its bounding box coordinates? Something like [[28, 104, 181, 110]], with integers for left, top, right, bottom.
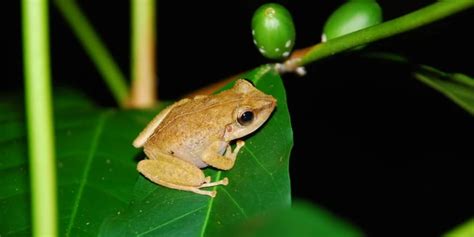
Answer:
[[65, 111, 111, 236], [86, 183, 129, 203], [199, 171, 221, 237], [136, 205, 206, 237], [221, 187, 248, 218], [243, 146, 273, 177], [243, 146, 283, 196]]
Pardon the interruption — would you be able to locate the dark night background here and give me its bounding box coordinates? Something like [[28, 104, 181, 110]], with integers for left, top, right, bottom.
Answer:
[[4, 1, 473, 236]]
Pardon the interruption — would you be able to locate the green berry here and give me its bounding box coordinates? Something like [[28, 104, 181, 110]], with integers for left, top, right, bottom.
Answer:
[[322, 0, 382, 42], [252, 3, 296, 60]]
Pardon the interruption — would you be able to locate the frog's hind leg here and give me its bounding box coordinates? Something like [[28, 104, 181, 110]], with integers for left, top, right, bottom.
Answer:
[[144, 173, 217, 197], [137, 153, 226, 197]]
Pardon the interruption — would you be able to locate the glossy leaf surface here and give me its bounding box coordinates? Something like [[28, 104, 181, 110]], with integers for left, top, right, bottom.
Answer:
[[0, 90, 159, 236], [415, 66, 474, 116], [100, 66, 294, 237], [227, 201, 364, 237], [0, 66, 293, 236]]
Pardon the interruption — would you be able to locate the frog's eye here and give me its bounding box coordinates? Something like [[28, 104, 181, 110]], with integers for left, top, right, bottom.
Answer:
[[238, 111, 254, 126]]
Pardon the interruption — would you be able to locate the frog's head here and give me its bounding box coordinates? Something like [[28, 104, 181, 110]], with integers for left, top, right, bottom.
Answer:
[[223, 79, 277, 141]]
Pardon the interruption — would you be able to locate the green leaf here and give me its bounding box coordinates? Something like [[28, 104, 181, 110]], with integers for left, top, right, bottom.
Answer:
[[414, 66, 474, 116], [0, 65, 293, 236], [227, 201, 364, 237], [443, 218, 474, 237], [0, 90, 161, 235], [99, 65, 294, 237], [363, 52, 474, 116]]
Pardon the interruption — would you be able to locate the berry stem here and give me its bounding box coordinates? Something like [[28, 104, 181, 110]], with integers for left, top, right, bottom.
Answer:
[[283, 1, 473, 71]]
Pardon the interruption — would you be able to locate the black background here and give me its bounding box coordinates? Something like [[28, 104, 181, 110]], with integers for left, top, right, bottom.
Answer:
[[4, 1, 473, 236]]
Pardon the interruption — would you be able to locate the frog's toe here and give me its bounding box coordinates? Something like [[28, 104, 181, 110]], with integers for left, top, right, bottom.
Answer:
[[189, 188, 216, 197], [200, 177, 228, 188]]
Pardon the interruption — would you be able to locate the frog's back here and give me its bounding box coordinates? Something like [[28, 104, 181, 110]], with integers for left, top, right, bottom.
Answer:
[[156, 93, 238, 134], [144, 92, 241, 167]]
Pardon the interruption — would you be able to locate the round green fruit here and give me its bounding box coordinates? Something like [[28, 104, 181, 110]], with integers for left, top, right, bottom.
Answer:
[[252, 3, 296, 60], [322, 0, 382, 42]]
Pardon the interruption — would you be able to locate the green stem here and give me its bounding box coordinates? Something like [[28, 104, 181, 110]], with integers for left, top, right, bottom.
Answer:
[[22, 0, 58, 236], [130, 0, 157, 108], [54, 0, 129, 107], [293, 1, 474, 67]]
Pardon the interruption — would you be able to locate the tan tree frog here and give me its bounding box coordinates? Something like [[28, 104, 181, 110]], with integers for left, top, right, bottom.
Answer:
[[133, 79, 276, 197]]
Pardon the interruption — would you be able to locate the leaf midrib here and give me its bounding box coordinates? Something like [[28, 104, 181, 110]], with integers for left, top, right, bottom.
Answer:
[[102, 67, 287, 236], [199, 171, 222, 237], [198, 69, 272, 237], [65, 111, 110, 236]]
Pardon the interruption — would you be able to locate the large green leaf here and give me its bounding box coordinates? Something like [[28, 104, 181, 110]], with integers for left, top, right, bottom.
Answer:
[[414, 66, 474, 116], [0, 66, 293, 236], [443, 218, 474, 237], [364, 52, 474, 116], [100, 65, 293, 236], [227, 201, 363, 237], [0, 90, 159, 236]]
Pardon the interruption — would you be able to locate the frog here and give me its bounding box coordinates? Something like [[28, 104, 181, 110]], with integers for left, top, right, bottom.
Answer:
[[133, 79, 276, 197]]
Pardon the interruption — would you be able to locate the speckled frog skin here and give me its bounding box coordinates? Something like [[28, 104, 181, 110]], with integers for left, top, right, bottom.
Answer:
[[133, 79, 276, 197]]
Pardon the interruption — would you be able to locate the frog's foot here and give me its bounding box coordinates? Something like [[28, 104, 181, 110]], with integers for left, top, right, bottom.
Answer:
[[139, 172, 217, 197], [200, 177, 228, 188], [204, 141, 245, 170], [224, 140, 245, 160], [155, 180, 217, 197]]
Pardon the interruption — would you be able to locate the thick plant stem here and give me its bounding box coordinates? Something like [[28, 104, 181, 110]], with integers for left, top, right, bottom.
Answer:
[[283, 1, 474, 70], [129, 0, 157, 108], [22, 0, 58, 236], [54, 0, 129, 107]]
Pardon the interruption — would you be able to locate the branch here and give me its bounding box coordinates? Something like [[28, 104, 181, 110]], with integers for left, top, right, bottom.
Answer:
[[283, 1, 474, 71], [54, 0, 129, 107]]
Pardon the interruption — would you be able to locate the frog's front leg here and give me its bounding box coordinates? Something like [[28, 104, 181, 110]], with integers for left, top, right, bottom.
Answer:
[[137, 152, 227, 197], [202, 140, 245, 170]]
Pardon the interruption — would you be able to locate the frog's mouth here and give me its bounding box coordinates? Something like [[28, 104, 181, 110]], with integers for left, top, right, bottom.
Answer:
[[252, 97, 277, 128]]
